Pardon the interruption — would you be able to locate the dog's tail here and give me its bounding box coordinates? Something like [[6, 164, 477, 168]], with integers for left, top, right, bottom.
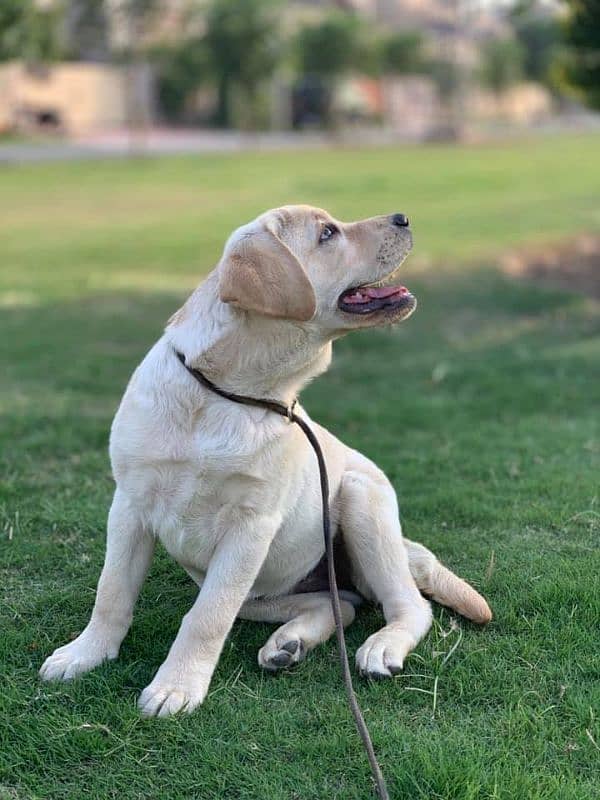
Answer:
[[405, 539, 493, 624]]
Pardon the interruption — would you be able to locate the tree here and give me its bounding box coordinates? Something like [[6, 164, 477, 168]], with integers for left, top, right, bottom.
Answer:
[[427, 57, 461, 99], [110, 0, 159, 54], [64, 0, 111, 62], [110, 0, 161, 142], [0, 0, 27, 61], [293, 11, 373, 126], [0, 0, 62, 63], [479, 37, 525, 95], [152, 38, 211, 122], [381, 31, 425, 75], [563, 0, 600, 109], [294, 12, 362, 79], [510, 0, 561, 86], [205, 0, 281, 128]]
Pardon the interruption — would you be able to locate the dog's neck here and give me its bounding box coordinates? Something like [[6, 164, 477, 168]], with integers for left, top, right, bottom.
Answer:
[[166, 273, 332, 405]]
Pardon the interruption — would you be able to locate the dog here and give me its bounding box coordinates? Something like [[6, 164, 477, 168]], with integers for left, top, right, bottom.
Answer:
[[40, 205, 491, 717]]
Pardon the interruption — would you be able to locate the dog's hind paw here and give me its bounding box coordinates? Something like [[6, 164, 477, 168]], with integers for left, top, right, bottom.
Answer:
[[258, 634, 306, 671]]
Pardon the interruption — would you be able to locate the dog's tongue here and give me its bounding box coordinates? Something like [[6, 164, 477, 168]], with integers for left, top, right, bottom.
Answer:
[[344, 285, 409, 304], [366, 286, 407, 298]]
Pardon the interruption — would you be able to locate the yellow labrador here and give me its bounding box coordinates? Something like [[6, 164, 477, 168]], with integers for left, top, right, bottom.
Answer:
[[40, 205, 491, 717]]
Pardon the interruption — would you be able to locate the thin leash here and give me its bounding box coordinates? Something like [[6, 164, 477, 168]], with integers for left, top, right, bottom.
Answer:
[[175, 349, 390, 800]]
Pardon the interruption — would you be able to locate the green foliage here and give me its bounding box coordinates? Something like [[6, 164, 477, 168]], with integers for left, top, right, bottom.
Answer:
[[563, 0, 600, 109], [1, 136, 599, 800], [0, 0, 25, 61], [510, 1, 562, 86], [292, 11, 376, 125], [352, 26, 383, 78], [205, 0, 282, 128], [381, 31, 426, 75], [479, 36, 525, 94], [0, 0, 63, 63], [294, 12, 364, 79]]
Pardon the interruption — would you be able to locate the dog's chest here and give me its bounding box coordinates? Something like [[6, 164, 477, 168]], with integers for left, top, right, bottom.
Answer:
[[155, 461, 283, 567], [154, 450, 331, 600], [116, 410, 313, 573], [111, 384, 338, 593]]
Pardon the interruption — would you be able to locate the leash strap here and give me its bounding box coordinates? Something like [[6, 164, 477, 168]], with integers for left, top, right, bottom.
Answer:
[[175, 350, 390, 800]]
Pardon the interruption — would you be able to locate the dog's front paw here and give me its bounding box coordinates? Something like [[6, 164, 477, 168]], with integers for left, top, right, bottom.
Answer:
[[138, 666, 211, 717], [356, 627, 416, 680], [39, 633, 118, 682]]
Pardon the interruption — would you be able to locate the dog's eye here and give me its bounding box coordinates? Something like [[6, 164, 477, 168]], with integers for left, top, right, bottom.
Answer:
[[319, 224, 338, 244]]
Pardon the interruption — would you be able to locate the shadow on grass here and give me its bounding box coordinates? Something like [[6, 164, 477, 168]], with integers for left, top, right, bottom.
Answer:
[[1, 267, 598, 590]]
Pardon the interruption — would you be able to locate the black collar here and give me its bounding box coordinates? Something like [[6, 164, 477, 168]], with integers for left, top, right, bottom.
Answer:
[[174, 349, 297, 420]]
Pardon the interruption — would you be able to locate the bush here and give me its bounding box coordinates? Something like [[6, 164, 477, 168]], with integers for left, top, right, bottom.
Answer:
[[381, 31, 425, 75]]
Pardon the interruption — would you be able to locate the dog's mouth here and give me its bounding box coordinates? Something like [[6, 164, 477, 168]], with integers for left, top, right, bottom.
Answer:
[[338, 266, 416, 317]]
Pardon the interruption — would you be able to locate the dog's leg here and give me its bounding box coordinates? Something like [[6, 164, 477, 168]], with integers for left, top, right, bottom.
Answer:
[[339, 454, 433, 679], [40, 490, 154, 681], [138, 509, 281, 717], [240, 591, 359, 671]]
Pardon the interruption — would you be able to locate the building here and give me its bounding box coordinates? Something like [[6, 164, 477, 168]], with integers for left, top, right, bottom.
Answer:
[[0, 61, 153, 135]]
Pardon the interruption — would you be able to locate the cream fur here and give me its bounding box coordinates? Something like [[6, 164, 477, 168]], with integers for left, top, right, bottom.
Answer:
[[39, 205, 491, 717]]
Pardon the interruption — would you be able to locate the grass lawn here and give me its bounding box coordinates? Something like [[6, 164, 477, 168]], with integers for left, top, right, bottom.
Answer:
[[1, 134, 599, 800]]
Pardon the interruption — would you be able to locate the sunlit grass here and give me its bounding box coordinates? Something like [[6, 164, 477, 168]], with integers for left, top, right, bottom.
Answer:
[[2, 133, 600, 301]]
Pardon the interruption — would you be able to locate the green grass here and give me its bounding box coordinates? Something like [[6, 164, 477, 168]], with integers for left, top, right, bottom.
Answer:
[[1, 134, 599, 800]]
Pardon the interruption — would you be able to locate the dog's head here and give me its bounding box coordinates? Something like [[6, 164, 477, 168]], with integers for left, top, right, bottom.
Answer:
[[218, 205, 416, 334]]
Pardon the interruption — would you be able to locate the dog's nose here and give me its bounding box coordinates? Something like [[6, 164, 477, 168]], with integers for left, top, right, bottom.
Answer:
[[391, 213, 410, 227]]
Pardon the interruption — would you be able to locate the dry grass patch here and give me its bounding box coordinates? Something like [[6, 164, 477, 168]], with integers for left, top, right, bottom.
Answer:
[[502, 233, 600, 299]]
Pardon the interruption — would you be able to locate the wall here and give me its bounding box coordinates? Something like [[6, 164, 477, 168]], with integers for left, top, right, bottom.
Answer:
[[0, 61, 153, 134]]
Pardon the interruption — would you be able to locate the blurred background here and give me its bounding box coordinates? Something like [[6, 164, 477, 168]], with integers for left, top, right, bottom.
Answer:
[[0, 0, 599, 151], [1, 3, 600, 800]]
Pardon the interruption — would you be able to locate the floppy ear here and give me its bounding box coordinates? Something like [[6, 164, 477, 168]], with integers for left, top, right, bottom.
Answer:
[[219, 230, 316, 322]]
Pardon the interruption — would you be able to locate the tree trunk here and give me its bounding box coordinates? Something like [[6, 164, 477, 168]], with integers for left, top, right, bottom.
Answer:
[[215, 74, 231, 127]]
